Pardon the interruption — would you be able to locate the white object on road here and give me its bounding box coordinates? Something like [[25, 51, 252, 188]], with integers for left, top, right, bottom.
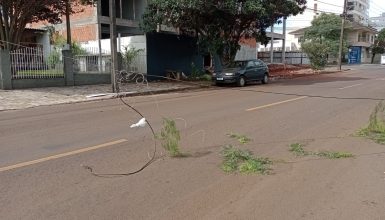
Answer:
[[381, 55, 385, 65], [130, 118, 147, 128], [86, 93, 115, 98]]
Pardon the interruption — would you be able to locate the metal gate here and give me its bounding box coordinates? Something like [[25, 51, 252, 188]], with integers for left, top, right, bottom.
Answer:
[[10, 47, 64, 79]]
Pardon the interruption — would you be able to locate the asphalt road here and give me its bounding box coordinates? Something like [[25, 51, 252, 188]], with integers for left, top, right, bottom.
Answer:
[[1, 65, 385, 219]]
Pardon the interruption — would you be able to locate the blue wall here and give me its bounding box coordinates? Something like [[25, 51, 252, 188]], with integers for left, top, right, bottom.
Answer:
[[146, 33, 204, 80], [348, 46, 362, 64]]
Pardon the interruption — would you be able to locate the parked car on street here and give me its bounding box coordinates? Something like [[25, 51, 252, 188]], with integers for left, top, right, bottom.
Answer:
[[212, 59, 269, 87]]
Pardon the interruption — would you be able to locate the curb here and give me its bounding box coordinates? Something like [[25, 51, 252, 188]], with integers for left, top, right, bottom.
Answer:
[[114, 85, 213, 98], [84, 84, 214, 102], [270, 68, 351, 80]]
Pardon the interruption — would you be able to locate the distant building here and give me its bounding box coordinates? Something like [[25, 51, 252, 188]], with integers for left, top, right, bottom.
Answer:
[[347, 0, 370, 25], [290, 22, 377, 64], [370, 12, 385, 31], [257, 27, 301, 52], [31, 1, 144, 42], [15, 28, 51, 61]]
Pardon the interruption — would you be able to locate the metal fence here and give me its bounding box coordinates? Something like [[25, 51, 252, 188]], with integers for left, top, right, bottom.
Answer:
[[258, 51, 311, 65], [10, 47, 64, 79], [73, 47, 147, 74], [73, 47, 111, 74], [124, 52, 147, 74]]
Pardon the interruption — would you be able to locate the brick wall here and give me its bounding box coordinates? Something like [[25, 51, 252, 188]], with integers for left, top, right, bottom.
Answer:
[[239, 38, 257, 48], [60, 24, 98, 42], [30, 2, 98, 42], [71, 4, 96, 21]]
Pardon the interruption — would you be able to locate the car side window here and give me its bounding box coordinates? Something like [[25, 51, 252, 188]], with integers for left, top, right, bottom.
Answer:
[[246, 61, 255, 69], [254, 60, 262, 67]]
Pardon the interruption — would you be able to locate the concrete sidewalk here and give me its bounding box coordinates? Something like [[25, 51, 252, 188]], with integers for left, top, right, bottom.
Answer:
[[0, 81, 205, 111]]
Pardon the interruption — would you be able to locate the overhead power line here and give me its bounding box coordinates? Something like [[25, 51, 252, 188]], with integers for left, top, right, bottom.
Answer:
[[305, 7, 341, 15], [316, 0, 343, 8]]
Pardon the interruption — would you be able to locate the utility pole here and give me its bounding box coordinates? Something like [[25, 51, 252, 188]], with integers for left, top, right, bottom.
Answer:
[[270, 25, 274, 64], [65, 0, 72, 47], [109, 0, 119, 93], [337, 0, 348, 71], [282, 17, 287, 64], [97, 0, 103, 72]]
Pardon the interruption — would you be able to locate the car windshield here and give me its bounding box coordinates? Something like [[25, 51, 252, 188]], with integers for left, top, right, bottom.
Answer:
[[225, 61, 247, 69]]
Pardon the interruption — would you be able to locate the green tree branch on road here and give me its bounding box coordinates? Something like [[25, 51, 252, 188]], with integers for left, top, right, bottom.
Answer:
[[141, 0, 306, 67]]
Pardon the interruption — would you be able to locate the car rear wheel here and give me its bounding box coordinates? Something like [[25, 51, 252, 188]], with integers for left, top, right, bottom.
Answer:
[[261, 73, 269, 84], [237, 76, 246, 87]]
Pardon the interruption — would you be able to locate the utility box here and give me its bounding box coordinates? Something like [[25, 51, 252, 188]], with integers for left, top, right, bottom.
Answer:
[[381, 55, 385, 65]]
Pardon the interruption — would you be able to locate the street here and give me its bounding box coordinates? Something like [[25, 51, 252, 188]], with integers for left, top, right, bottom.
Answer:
[[1, 65, 385, 219]]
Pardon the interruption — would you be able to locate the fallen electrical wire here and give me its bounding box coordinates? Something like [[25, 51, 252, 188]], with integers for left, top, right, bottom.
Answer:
[[82, 95, 158, 177]]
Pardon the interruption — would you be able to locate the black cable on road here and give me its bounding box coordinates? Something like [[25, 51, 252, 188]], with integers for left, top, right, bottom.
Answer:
[[82, 96, 158, 177]]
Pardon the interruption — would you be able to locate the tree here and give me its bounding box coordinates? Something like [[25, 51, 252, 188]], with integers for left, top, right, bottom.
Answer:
[[0, 0, 93, 50], [371, 28, 385, 63], [301, 42, 330, 70], [141, 0, 306, 66], [301, 13, 348, 69]]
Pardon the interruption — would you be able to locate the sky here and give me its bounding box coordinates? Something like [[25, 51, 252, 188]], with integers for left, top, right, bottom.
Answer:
[[283, 0, 385, 29]]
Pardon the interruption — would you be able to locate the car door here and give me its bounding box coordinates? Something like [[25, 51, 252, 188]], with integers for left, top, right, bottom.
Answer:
[[254, 60, 265, 80], [244, 61, 257, 80]]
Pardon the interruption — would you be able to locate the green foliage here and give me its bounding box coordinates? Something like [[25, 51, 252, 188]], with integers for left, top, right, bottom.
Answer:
[[189, 62, 204, 78], [121, 46, 144, 70], [221, 145, 252, 172], [301, 13, 348, 69], [315, 151, 354, 159], [16, 69, 63, 76], [301, 42, 329, 70], [142, 0, 306, 66], [49, 30, 86, 56], [371, 28, 385, 63], [199, 74, 212, 81], [46, 32, 63, 69], [372, 45, 385, 55], [305, 13, 342, 44], [47, 50, 61, 69], [50, 34, 86, 56], [221, 145, 271, 174], [52, 34, 67, 47], [367, 102, 385, 133], [0, 1, 60, 49], [289, 143, 309, 156], [227, 133, 251, 144], [188, 63, 212, 81], [71, 42, 87, 56], [358, 102, 385, 144], [289, 143, 354, 159], [158, 118, 182, 157], [46, 33, 82, 69], [238, 157, 272, 174], [378, 28, 385, 42]]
